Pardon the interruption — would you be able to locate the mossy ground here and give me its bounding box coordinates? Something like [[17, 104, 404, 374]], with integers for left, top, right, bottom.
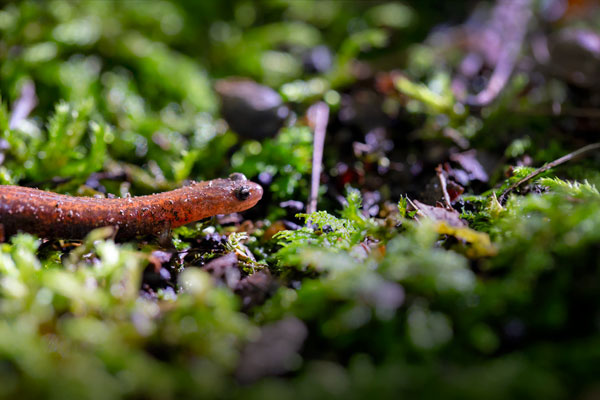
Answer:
[[1, 1, 600, 399]]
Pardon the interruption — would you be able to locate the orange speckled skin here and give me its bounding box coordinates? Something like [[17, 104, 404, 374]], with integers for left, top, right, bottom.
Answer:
[[0, 176, 263, 240]]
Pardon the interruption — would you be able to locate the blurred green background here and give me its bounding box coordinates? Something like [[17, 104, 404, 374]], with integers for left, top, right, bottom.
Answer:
[[1, 1, 600, 399]]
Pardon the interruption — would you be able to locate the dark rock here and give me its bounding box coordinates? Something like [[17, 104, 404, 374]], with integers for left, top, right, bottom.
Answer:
[[236, 317, 308, 384], [235, 269, 278, 310], [202, 252, 241, 289], [215, 78, 289, 139]]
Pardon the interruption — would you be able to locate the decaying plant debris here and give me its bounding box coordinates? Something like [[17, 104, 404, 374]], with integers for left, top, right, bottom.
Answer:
[[1, 1, 600, 399]]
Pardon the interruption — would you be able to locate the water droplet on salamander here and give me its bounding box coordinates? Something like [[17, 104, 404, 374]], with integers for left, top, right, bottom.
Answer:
[[229, 172, 247, 181]]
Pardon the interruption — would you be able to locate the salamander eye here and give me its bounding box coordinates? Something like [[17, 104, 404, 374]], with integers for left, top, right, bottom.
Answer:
[[235, 186, 251, 200], [229, 172, 248, 182]]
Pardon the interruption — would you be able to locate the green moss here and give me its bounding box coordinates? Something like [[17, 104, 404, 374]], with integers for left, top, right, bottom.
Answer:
[[1, 1, 600, 399]]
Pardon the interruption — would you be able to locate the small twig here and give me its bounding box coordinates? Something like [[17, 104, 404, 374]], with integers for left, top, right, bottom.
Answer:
[[306, 102, 329, 214], [499, 142, 600, 203], [465, 43, 520, 106], [436, 164, 453, 209], [9, 80, 37, 129], [405, 197, 421, 218], [465, 0, 532, 106]]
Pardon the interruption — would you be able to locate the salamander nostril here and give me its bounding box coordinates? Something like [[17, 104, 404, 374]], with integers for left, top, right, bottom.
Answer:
[[235, 186, 251, 200]]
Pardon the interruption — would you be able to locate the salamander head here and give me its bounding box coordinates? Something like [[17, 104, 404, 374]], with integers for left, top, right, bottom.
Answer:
[[224, 173, 263, 212], [185, 173, 263, 218]]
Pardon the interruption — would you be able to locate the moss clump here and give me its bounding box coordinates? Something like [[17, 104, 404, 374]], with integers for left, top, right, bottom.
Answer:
[[1, 1, 600, 399]]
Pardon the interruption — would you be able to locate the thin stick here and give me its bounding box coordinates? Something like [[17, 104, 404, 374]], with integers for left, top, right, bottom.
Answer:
[[306, 102, 329, 214], [436, 164, 453, 209], [499, 142, 600, 203], [9, 80, 37, 129], [465, 0, 531, 106]]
